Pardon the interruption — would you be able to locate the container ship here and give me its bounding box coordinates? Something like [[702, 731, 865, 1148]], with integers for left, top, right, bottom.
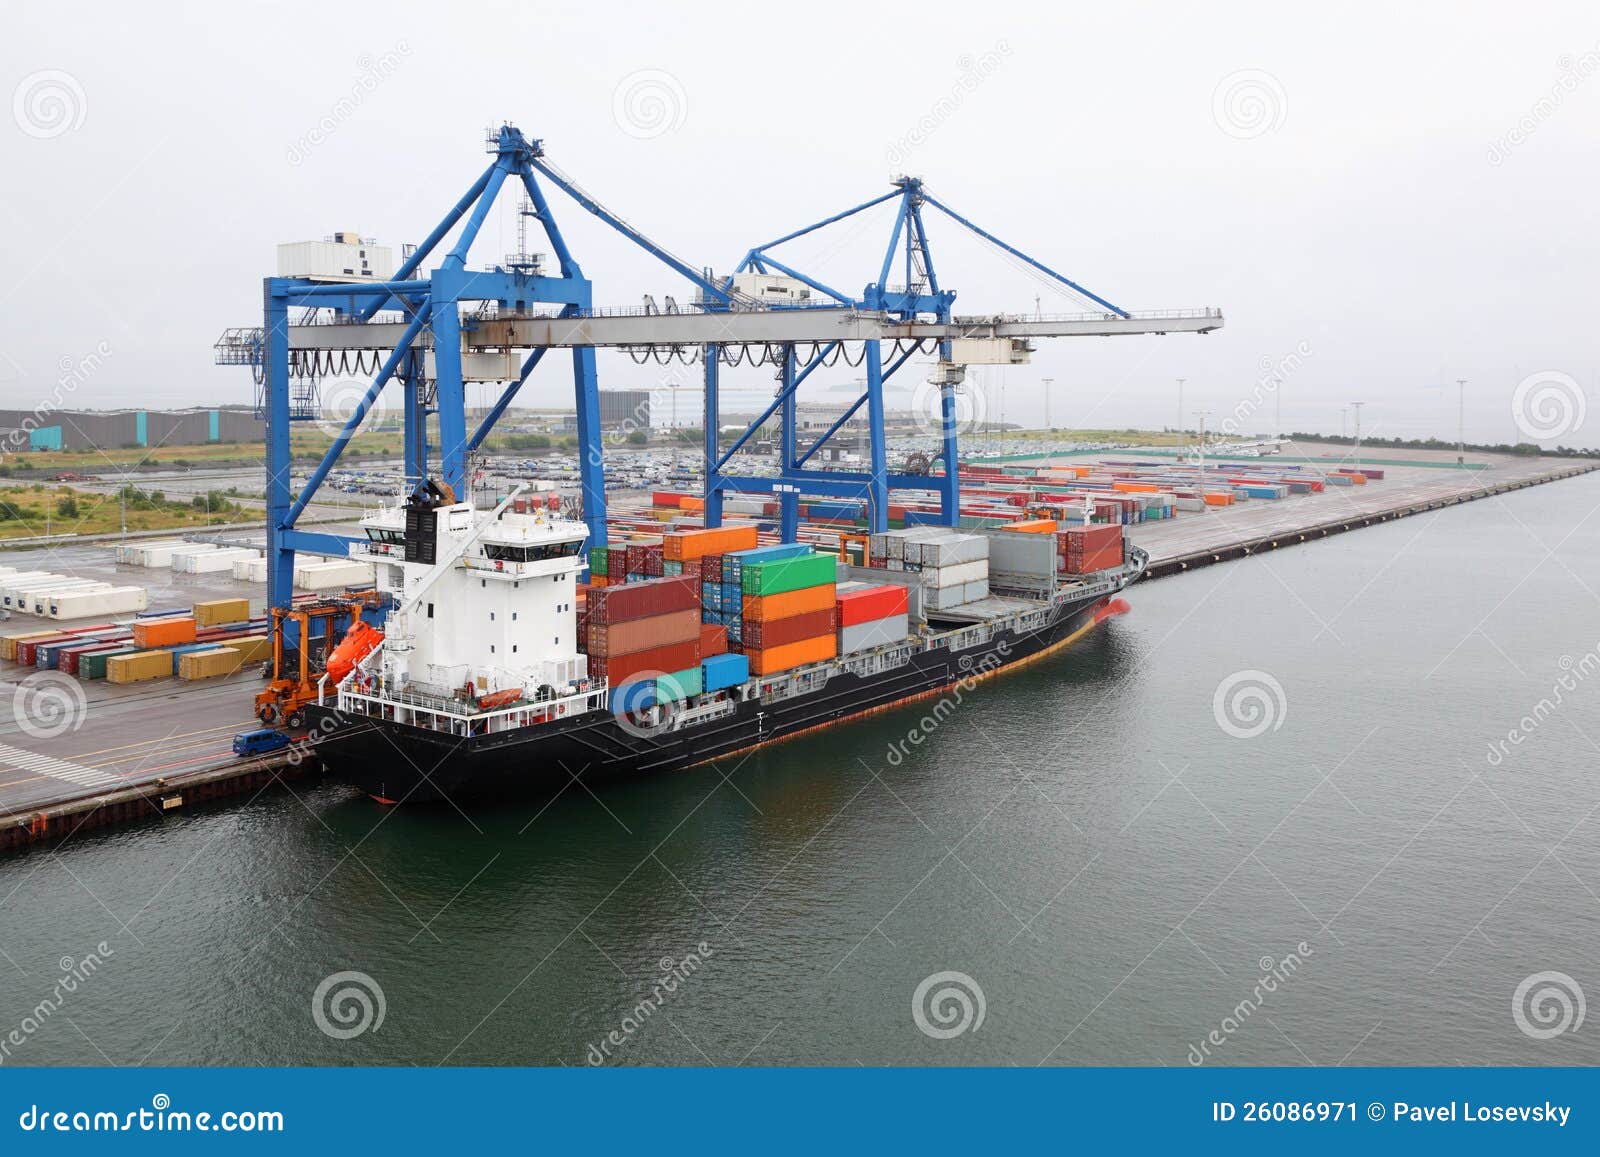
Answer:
[[306, 485, 1144, 804]]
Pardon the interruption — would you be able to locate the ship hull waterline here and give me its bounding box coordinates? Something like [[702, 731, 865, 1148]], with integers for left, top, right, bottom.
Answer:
[[306, 590, 1122, 805]]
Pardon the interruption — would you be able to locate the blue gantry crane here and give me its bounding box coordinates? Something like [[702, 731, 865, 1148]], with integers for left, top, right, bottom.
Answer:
[[216, 124, 1222, 617]]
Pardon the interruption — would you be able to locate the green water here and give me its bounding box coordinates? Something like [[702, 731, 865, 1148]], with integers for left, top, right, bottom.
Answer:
[[2, 475, 1597, 1067]]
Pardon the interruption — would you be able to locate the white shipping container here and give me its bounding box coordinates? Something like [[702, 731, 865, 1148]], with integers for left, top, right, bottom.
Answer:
[[30, 580, 110, 612], [166, 544, 221, 569], [2, 573, 69, 606], [921, 559, 989, 589], [47, 586, 150, 619], [919, 533, 989, 568], [839, 613, 910, 655], [117, 540, 182, 565], [178, 548, 258, 574], [295, 561, 376, 591]]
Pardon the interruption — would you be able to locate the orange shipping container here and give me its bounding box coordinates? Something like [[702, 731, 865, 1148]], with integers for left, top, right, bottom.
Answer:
[[1005, 519, 1058, 533], [680, 495, 705, 512], [1202, 492, 1233, 507], [661, 523, 758, 561], [133, 617, 197, 648], [746, 634, 837, 676], [741, 583, 836, 623]]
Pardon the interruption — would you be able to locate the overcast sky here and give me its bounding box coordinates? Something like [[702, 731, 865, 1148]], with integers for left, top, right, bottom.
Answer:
[[3, 0, 1597, 446]]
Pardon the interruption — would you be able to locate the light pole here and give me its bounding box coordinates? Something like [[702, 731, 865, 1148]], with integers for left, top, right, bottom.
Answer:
[[1177, 378, 1186, 452], [1340, 406, 1348, 441], [1042, 377, 1053, 432], [1350, 401, 1365, 461], [1193, 409, 1212, 470], [1455, 379, 1466, 465]]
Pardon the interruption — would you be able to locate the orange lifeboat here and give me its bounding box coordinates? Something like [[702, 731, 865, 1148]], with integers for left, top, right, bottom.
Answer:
[[325, 620, 384, 684], [475, 687, 524, 710]]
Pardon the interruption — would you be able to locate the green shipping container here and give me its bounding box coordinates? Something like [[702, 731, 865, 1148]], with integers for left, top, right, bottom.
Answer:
[[589, 546, 609, 576], [741, 551, 836, 596], [82, 646, 137, 679], [657, 665, 704, 701]]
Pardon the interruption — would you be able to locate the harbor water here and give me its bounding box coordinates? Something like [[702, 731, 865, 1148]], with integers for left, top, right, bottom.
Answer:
[[2, 473, 1597, 1067]]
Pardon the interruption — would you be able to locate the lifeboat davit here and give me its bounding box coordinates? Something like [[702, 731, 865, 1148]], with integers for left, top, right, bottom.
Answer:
[[325, 620, 384, 684]]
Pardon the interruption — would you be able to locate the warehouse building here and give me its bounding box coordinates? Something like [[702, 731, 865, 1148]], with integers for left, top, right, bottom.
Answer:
[[599, 389, 651, 429], [0, 408, 267, 452]]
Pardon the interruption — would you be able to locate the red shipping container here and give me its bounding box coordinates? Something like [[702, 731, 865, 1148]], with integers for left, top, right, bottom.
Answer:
[[699, 623, 727, 656], [586, 609, 701, 657], [700, 555, 723, 582], [586, 575, 698, 623], [836, 584, 909, 627], [591, 639, 701, 686], [742, 608, 837, 650]]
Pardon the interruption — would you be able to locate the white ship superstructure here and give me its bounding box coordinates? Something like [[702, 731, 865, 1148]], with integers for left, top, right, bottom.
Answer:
[[356, 489, 590, 704]]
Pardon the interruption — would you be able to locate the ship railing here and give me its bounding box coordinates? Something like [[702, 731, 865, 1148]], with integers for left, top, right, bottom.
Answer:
[[337, 682, 611, 737]]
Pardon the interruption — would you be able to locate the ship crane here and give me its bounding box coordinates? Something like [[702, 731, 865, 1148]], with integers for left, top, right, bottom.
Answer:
[[215, 124, 1222, 616]]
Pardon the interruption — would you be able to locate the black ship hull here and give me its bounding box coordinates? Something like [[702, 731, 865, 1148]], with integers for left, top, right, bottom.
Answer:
[[307, 589, 1121, 804]]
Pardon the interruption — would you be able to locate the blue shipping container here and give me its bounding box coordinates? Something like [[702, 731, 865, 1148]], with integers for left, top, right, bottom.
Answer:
[[702, 652, 750, 692]]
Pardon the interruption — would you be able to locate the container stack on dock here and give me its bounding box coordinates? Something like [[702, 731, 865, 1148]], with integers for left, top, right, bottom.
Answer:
[[866, 528, 992, 610]]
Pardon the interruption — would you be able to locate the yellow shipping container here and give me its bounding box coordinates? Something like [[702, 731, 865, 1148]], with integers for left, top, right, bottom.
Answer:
[[229, 635, 273, 663], [179, 647, 243, 679], [107, 650, 173, 684], [1, 631, 59, 662], [193, 598, 250, 627]]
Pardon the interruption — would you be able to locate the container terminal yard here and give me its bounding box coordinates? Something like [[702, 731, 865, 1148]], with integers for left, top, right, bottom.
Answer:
[[0, 439, 1592, 850]]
